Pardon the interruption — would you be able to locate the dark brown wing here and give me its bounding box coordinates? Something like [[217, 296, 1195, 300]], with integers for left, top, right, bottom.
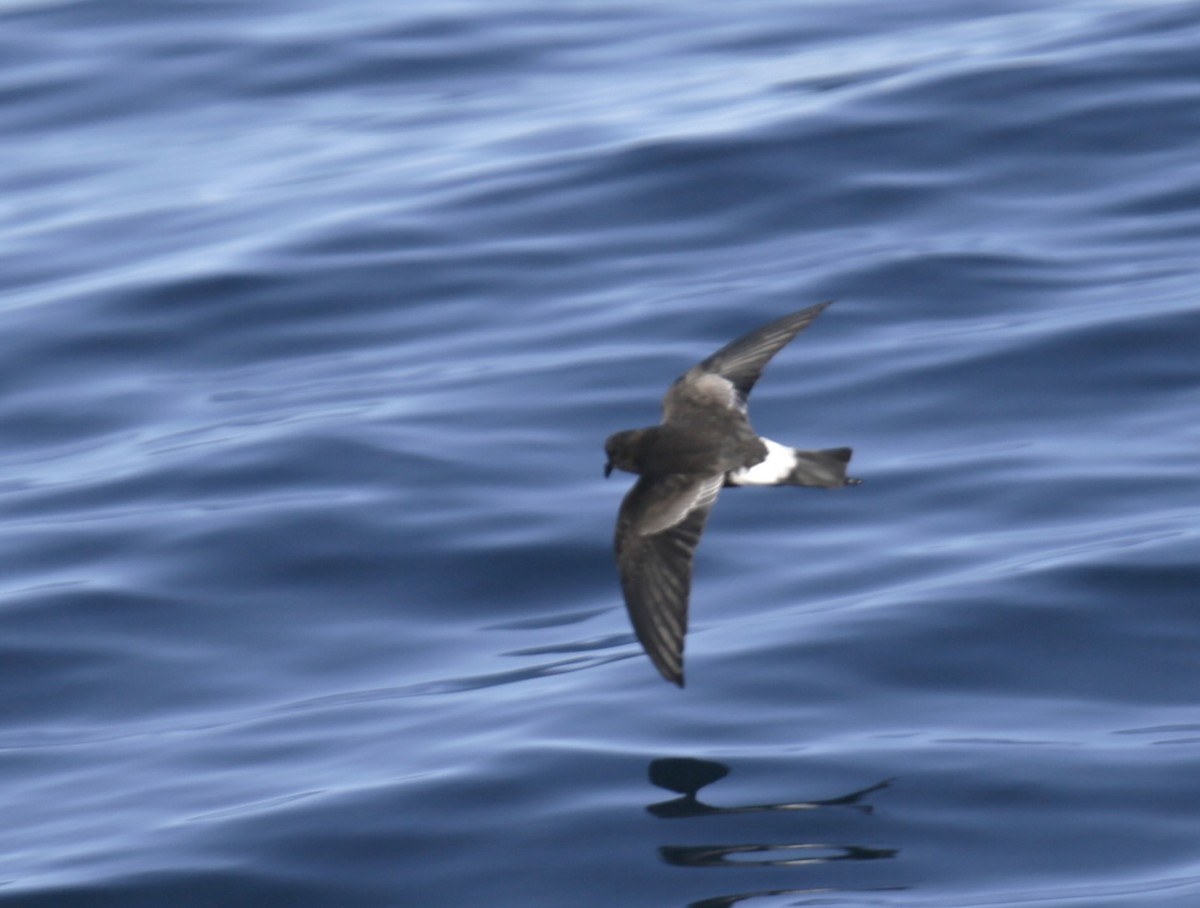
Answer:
[[614, 473, 723, 686], [683, 301, 834, 409]]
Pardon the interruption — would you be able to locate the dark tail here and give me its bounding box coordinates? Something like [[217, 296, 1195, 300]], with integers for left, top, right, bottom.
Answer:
[[787, 447, 860, 488]]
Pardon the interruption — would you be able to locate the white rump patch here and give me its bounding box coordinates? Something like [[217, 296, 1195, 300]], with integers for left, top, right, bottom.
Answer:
[[726, 437, 797, 486]]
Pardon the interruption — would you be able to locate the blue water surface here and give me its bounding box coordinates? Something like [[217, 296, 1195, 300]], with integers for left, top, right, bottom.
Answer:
[[2, 1, 1199, 905]]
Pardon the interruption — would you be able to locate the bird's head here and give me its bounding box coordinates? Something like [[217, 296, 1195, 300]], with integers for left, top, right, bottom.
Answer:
[[604, 429, 645, 478]]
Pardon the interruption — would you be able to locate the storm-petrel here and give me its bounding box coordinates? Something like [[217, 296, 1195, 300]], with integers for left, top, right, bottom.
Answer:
[[604, 301, 859, 686]]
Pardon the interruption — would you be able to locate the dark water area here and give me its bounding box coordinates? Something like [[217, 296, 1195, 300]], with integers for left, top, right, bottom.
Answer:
[[2, 1, 1199, 905]]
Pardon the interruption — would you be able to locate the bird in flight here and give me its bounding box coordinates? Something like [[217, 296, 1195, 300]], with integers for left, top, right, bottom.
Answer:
[[604, 301, 859, 686]]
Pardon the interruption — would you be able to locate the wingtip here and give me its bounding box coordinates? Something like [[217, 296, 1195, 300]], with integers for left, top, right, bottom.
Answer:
[[651, 660, 685, 687], [655, 664, 685, 687]]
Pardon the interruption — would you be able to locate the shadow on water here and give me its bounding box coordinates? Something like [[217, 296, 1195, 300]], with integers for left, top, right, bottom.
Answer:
[[647, 758, 904, 908]]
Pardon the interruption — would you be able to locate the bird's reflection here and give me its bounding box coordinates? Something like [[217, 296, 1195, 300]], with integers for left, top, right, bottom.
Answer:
[[660, 841, 897, 869], [686, 884, 904, 908], [648, 757, 893, 821], [647, 757, 902, 906]]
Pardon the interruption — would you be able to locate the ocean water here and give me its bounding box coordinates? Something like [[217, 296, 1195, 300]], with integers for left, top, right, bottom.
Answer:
[[2, 0, 1199, 905]]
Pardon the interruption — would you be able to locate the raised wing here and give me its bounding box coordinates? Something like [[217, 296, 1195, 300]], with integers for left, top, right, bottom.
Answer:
[[614, 473, 724, 686], [688, 301, 834, 406]]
